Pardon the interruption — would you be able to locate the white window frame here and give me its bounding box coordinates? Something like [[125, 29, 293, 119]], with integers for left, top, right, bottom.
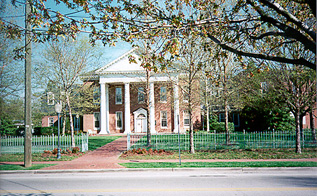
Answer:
[[260, 82, 268, 94], [161, 111, 168, 129], [48, 117, 54, 127], [115, 87, 122, 104], [183, 110, 190, 127], [116, 111, 123, 130], [94, 112, 100, 130], [138, 87, 145, 103], [160, 86, 167, 102]]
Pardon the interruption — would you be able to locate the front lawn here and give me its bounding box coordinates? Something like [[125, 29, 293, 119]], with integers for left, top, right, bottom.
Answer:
[[0, 164, 57, 170]]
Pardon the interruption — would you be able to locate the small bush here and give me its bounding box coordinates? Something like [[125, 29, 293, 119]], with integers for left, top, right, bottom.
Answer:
[[211, 122, 235, 133], [72, 147, 80, 154], [52, 148, 58, 155]]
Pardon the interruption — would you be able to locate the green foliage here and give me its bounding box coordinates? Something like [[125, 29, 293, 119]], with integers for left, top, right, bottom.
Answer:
[[0, 119, 17, 136], [33, 127, 58, 136], [211, 122, 235, 132]]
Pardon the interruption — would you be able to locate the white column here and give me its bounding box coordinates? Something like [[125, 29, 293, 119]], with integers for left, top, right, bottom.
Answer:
[[149, 82, 155, 133], [105, 84, 109, 134], [173, 82, 180, 133], [99, 82, 108, 134], [124, 83, 131, 134]]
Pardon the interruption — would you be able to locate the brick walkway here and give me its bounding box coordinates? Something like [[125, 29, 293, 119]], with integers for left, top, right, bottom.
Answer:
[[41, 136, 128, 170]]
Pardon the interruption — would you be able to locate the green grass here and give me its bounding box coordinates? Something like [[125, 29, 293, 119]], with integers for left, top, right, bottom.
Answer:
[[88, 136, 121, 151], [119, 161, 317, 168], [0, 164, 56, 170]]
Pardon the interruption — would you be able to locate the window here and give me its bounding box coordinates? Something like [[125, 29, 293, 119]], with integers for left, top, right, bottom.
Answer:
[[183, 92, 189, 102], [48, 117, 54, 127], [160, 86, 167, 102], [115, 87, 122, 104], [93, 85, 100, 105], [260, 82, 268, 94], [183, 110, 190, 127], [219, 113, 225, 122], [138, 87, 145, 103], [161, 111, 167, 128], [94, 112, 100, 129], [47, 92, 54, 105], [116, 111, 123, 129]]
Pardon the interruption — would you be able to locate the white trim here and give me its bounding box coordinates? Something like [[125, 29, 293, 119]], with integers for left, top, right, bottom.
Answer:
[[124, 83, 131, 134], [99, 83, 107, 134], [99, 76, 176, 84]]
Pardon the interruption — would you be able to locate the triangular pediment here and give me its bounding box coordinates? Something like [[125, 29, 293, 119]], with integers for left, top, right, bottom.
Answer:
[[96, 49, 144, 74]]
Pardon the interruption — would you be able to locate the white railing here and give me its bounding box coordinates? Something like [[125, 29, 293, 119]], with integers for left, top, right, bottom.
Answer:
[[127, 130, 317, 150], [0, 134, 89, 154]]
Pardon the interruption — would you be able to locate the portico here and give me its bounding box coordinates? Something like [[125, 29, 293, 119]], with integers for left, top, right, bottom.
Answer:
[[98, 76, 180, 134]]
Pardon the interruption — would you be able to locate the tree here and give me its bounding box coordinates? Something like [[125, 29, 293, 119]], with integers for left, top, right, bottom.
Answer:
[[269, 64, 316, 153], [37, 37, 100, 147], [208, 52, 241, 144], [1, 0, 314, 70], [236, 61, 294, 132], [165, 35, 211, 154]]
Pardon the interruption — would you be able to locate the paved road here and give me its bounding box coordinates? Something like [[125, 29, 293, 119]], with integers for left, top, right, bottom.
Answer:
[[1, 169, 317, 196]]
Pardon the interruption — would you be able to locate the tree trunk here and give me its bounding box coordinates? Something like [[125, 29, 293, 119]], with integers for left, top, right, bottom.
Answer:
[[295, 110, 302, 154], [310, 110, 316, 142], [205, 78, 210, 132], [189, 112, 195, 154], [146, 69, 151, 147], [66, 93, 75, 148], [225, 104, 230, 145], [62, 112, 66, 136]]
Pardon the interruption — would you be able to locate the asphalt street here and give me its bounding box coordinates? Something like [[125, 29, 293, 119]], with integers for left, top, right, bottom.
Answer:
[[1, 168, 317, 196]]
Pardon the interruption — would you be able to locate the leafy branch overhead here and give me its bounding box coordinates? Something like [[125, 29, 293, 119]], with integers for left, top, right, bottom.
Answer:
[[1, 0, 316, 69]]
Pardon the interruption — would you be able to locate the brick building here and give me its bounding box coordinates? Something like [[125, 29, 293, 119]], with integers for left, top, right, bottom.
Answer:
[[80, 49, 201, 134]]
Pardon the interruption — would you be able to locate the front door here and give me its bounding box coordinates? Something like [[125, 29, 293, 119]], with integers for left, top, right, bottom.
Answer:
[[136, 114, 147, 133]]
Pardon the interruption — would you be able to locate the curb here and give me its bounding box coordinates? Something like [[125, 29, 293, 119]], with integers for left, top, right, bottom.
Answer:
[[1, 167, 316, 174]]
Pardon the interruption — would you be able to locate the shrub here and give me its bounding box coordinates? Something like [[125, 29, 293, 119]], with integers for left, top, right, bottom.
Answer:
[[72, 147, 80, 154], [52, 148, 58, 155], [34, 127, 58, 136], [211, 122, 235, 133]]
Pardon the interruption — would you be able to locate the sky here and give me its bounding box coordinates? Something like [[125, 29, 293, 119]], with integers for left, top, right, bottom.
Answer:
[[2, 0, 133, 71], [1, 0, 133, 99]]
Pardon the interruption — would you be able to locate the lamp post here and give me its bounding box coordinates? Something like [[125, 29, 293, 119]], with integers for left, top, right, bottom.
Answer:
[[55, 102, 62, 159]]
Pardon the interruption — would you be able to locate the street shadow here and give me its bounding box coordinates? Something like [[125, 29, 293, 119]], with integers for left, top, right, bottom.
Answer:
[[1, 194, 53, 196], [276, 176, 317, 187]]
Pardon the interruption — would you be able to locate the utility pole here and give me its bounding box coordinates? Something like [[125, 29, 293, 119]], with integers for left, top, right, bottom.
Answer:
[[24, 0, 32, 168]]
